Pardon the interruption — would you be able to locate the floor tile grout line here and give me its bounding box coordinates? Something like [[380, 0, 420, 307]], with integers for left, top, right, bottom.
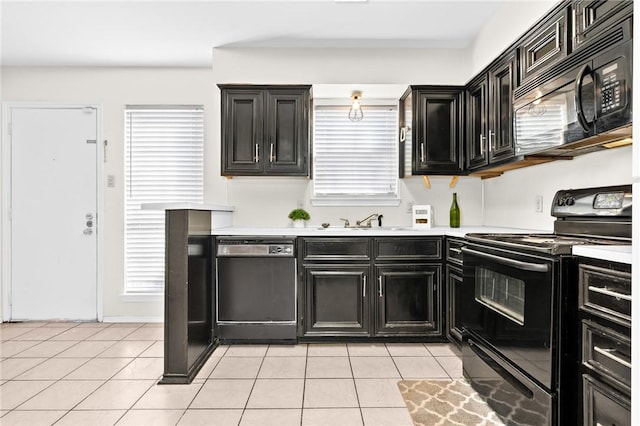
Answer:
[[237, 345, 269, 425], [344, 343, 367, 426], [299, 344, 308, 426]]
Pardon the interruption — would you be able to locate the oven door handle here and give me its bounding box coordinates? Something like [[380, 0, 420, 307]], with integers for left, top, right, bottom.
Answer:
[[461, 247, 549, 272]]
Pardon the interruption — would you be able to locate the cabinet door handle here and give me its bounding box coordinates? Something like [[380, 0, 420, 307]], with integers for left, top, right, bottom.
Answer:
[[588, 286, 632, 301], [594, 346, 631, 369], [254, 144, 260, 163], [571, 8, 577, 43], [555, 20, 561, 49], [479, 134, 485, 156], [420, 142, 426, 163], [270, 143, 275, 163], [400, 127, 406, 142], [488, 130, 495, 151], [449, 247, 462, 254], [363, 275, 367, 298], [378, 275, 383, 297]]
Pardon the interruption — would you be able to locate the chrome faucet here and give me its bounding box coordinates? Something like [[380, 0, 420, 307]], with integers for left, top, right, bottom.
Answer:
[[356, 213, 380, 228]]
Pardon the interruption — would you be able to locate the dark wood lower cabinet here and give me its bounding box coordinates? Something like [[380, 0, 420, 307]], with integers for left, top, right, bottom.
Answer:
[[302, 265, 370, 337], [374, 264, 441, 336], [299, 236, 445, 340]]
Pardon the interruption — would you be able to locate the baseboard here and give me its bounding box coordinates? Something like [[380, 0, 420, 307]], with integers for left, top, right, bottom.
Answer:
[[102, 316, 164, 323]]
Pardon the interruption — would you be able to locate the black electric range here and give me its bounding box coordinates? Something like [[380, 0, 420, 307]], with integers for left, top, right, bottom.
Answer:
[[461, 185, 632, 426]]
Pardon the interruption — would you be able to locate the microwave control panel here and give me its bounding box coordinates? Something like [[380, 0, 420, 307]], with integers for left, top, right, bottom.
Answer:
[[599, 59, 626, 115]]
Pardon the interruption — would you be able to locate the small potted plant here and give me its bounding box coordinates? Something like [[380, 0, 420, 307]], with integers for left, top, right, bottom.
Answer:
[[288, 208, 310, 228]]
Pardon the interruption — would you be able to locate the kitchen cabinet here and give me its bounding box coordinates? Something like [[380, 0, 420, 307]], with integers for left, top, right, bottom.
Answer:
[[445, 238, 464, 347], [399, 86, 465, 176], [465, 51, 516, 171], [578, 257, 631, 426], [303, 265, 371, 337], [374, 264, 440, 336], [299, 237, 371, 338], [219, 84, 311, 176], [298, 236, 444, 340], [518, 6, 568, 83], [572, 0, 632, 51], [373, 237, 443, 337]]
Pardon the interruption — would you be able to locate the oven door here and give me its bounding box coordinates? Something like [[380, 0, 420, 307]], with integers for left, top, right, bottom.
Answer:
[[462, 243, 558, 389]]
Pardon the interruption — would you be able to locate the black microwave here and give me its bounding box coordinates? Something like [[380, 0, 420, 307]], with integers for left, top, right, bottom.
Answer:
[[513, 20, 632, 156]]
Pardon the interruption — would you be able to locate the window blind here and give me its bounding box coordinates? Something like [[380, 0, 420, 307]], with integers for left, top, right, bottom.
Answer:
[[124, 106, 204, 294], [313, 105, 398, 204]]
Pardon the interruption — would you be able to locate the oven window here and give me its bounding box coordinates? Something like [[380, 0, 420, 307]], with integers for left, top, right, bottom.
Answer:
[[475, 267, 525, 325]]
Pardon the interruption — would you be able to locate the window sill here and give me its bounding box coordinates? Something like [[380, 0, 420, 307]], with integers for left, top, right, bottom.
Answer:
[[120, 293, 164, 303], [311, 197, 401, 207]]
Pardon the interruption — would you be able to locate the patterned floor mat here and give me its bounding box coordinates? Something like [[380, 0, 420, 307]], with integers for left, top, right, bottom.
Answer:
[[397, 380, 505, 426]]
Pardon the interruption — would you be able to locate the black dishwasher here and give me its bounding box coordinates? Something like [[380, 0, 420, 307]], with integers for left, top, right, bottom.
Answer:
[[216, 237, 297, 342]]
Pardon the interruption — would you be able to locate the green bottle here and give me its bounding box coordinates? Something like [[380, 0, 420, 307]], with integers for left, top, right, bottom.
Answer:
[[450, 193, 460, 228]]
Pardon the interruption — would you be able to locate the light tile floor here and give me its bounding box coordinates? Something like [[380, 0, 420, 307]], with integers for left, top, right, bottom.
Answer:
[[0, 322, 463, 426]]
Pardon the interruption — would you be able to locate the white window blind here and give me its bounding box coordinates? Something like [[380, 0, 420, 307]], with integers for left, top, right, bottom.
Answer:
[[313, 105, 399, 205], [124, 106, 204, 294]]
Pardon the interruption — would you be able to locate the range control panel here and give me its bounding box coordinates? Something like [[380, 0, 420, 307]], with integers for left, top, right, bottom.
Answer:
[[551, 185, 632, 217]]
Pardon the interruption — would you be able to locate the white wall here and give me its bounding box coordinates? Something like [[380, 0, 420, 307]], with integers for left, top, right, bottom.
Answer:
[[1, 67, 224, 321], [482, 146, 633, 230], [469, 0, 557, 75], [212, 47, 483, 228]]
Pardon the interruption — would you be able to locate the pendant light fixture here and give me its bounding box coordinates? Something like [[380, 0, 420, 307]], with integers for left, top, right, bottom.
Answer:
[[348, 91, 364, 121]]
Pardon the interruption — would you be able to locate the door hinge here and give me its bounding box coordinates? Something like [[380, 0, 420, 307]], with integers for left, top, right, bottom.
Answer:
[[86, 139, 97, 144], [7, 122, 12, 136]]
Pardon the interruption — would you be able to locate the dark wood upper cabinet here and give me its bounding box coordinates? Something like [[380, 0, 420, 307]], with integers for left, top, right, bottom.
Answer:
[[466, 75, 489, 170], [572, 0, 632, 51], [518, 6, 569, 83], [465, 51, 516, 171], [488, 52, 516, 163], [400, 86, 465, 176], [219, 84, 310, 177]]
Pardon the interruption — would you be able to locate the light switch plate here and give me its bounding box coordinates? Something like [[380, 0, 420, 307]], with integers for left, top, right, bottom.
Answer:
[[107, 174, 115, 187], [535, 195, 543, 213]]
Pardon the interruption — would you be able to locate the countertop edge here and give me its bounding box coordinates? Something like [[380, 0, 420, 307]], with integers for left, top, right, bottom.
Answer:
[[573, 245, 632, 264], [210, 226, 548, 238]]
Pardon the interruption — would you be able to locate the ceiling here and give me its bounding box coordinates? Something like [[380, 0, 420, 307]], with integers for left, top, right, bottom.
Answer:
[[1, 0, 506, 67]]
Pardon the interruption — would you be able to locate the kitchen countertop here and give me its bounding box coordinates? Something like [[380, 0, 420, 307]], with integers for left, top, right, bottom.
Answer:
[[211, 225, 547, 238], [212, 226, 631, 263], [573, 245, 632, 264]]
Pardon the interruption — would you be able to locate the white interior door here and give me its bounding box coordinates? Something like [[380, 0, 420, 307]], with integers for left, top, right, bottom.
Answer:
[[8, 106, 98, 320]]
